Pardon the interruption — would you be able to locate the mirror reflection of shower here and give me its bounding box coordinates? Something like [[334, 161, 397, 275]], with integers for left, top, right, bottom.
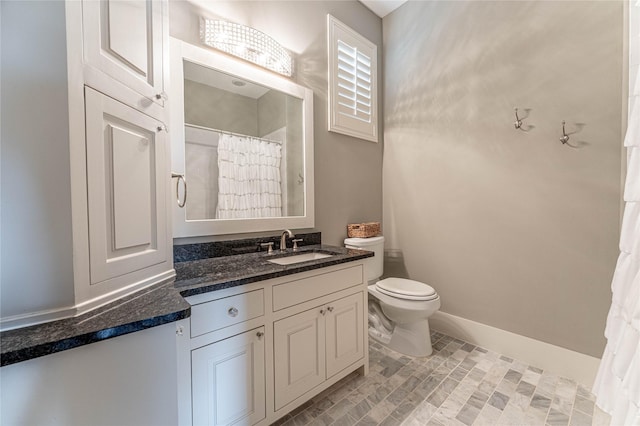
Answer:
[[182, 61, 304, 220]]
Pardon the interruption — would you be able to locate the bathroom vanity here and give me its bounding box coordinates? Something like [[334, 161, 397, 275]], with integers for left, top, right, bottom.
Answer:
[[0, 240, 372, 426], [174, 242, 372, 425]]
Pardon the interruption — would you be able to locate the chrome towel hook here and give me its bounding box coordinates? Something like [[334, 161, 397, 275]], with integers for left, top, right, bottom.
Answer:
[[560, 121, 570, 144], [513, 108, 523, 130]]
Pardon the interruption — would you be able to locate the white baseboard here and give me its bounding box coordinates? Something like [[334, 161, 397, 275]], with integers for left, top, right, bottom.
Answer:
[[74, 270, 176, 316], [0, 270, 176, 332], [430, 311, 601, 387], [0, 305, 78, 331]]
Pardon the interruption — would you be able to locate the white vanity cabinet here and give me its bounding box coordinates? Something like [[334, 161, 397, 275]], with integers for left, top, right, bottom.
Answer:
[[180, 261, 368, 426], [274, 292, 364, 410]]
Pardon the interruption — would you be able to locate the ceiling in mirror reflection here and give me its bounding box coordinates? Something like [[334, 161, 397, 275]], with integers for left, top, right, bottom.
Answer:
[[183, 61, 269, 99]]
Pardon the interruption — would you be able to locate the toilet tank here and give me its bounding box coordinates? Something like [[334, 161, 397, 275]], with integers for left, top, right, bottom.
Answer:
[[344, 236, 385, 283]]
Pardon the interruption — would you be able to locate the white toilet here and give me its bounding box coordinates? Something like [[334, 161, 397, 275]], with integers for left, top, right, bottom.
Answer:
[[344, 236, 441, 357]]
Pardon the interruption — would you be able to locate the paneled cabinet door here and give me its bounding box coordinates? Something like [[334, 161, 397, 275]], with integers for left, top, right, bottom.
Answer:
[[325, 293, 364, 378], [84, 87, 168, 285], [273, 307, 326, 410], [192, 327, 266, 426], [82, 0, 164, 106]]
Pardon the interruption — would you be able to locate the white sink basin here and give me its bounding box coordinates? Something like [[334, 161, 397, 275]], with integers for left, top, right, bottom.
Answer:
[[267, 252, 334, 265]]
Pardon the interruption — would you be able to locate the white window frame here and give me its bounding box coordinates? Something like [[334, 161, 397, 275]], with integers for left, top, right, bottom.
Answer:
[[327, 15, 378, 143]]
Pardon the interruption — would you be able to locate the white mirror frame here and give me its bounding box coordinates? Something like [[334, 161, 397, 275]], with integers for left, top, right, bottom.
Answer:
[[169, 38, 315, 237]]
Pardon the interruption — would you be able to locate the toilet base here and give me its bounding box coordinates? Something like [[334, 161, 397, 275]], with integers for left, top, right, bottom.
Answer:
[[369, 319, 433, 357]]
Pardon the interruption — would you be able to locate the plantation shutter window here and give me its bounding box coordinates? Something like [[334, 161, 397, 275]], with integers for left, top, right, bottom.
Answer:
[[328, 15, 378, 143]]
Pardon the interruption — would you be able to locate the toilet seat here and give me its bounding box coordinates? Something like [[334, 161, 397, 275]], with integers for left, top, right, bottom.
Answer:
[[376, 278, 438, 301]]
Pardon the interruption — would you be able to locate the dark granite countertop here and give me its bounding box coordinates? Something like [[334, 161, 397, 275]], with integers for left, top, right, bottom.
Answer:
[[0, 243, 372, 367], [174, 244, 373, 297], [0, 281, 190, 367]]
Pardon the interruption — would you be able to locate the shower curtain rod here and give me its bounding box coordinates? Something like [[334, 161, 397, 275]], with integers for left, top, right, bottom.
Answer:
[[185, 123, 283, 145]]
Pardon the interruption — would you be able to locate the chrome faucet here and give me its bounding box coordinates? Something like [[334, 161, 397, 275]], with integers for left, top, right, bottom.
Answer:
[[280, 229, 295, 251]]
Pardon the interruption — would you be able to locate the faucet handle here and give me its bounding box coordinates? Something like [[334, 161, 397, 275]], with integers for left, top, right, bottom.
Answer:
[[292, 238, 303, 251], [260, 242, 274, 254]]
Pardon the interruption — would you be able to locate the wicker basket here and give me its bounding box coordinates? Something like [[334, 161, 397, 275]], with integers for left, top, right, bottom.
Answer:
[[347, 222, 381, 238]]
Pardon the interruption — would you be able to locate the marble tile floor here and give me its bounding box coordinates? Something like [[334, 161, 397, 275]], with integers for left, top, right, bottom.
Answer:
[[274, 331, 611, 426]]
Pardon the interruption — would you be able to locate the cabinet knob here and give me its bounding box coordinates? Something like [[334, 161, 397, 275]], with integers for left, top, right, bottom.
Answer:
[[327, 306, 334, 312], [228, 307, 239, 317], [256, 331, 264, 338], [320, 308, 326, 315], [176, 326, 184, 336], [155, 92, 168, 100]]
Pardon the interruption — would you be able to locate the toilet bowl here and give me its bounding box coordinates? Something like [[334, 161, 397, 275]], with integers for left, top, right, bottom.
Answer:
[[345, 236, 441, 357]]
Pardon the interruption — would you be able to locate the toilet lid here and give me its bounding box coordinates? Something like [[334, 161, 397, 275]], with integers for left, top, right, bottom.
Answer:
[[376, 278, 438, 301]]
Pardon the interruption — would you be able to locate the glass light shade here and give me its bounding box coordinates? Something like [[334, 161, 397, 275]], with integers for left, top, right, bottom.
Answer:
[[200, 18, 293, 77]]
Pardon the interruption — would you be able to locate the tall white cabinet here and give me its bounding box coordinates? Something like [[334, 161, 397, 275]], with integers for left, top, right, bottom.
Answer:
[[66, 0, 173, 314], [0, 0, 173, 330]]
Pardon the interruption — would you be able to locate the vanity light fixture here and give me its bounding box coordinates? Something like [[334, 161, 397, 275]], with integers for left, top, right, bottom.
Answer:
[[200, 18, 293, 77]]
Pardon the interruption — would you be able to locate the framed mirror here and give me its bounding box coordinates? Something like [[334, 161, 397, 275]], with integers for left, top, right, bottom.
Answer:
[[170, 38, 314, 237]]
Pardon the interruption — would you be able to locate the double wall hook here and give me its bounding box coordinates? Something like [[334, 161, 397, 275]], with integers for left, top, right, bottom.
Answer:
[[514, 108, 523, 130], [560, 121, 570, 144]]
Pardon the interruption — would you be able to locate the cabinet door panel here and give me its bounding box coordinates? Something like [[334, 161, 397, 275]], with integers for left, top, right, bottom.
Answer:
[[326, 293, 364, 378], [192, 327, 266, 426], [111, 126, 153, 249], [274, 308, 325, 410], [82, 0, 164, 105], [85, 87, 167, 284], [107, 1, 148, 74]]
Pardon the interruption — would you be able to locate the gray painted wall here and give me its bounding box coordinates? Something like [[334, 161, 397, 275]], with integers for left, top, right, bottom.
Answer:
[[285, 97, 305, 216], [0, 1, 75, 318], [257, 90, 286, 136], [383, 0, 624, 357], [170, 1, 384, 246]]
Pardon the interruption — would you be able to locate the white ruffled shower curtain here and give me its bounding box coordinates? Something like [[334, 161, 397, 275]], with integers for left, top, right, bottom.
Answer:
[[215, 133, 283, 219], [592, 63, 640, 424]]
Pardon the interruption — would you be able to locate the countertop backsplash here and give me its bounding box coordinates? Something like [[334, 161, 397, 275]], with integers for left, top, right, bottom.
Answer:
[[173, 232, 322, 263]]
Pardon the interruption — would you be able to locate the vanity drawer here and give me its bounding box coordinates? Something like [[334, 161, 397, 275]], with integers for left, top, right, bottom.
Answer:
[[272, 265, 363, 311], [191, 289, 264, 338]]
